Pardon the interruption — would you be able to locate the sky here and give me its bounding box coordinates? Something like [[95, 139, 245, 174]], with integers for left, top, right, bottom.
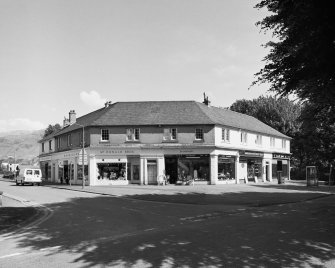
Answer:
[[0, 0, 272, 132]]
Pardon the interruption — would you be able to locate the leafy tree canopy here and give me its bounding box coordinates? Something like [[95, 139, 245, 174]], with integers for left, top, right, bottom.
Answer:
[[230, 95, 301, 136], [253, 0, 335, 112], [44, 124, 61, 138]]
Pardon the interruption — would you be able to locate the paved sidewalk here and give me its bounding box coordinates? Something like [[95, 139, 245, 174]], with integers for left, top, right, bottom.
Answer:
[[42, 180, 335, 206], [0, 195, 39, 234]]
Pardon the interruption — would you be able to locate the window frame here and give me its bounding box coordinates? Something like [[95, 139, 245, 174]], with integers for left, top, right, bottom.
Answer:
[[101, 129, 109, 142], [195, 128, 204, 140], [282, 139, 287, 149], [256, 134, 262, 146], [49, 140, 52, 151], [270, 137, 275, 147], [163, 128, 177, 141], [240, 131, 248, 144], [67, 134, 71, 147], [222, 128, 230, 143], [42, 142, 45, 153], [126, 128, 140, 141]]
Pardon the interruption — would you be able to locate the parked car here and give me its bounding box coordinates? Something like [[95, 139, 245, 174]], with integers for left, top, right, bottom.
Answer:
[[16, 168, 42, 186]]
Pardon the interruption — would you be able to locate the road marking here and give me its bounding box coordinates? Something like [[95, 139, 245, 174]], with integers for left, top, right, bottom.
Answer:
[[0, 252, 23, 259], [40, 246, 61, 251]]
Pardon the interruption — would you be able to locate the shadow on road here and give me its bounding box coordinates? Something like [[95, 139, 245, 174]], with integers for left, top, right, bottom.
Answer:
[[4, 190, 335, 267]]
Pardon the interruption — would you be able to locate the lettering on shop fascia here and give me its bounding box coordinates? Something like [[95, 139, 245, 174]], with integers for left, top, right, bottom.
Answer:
[[63, 152, 80, 158], [239, 151, 264, 157], [99, 150, 136, 155], [273, 153, 290, 159], [179, 149, 194, 153]]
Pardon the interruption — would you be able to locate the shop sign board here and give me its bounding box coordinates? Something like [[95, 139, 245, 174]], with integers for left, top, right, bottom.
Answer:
[[273, 153, 290, 159], [239, 151, 264, 158], [78, 149, 88, 165], [218, 155, 235, 163]]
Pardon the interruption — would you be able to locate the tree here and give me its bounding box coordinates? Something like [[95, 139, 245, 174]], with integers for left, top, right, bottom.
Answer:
[[253, 0, 335, 110], [44, 124, 61, 138], [253, 0, 335, 175], [230, 96, 301, 136], [230, 96, 304, 177]]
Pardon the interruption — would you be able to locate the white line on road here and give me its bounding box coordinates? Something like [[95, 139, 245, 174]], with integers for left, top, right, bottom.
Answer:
[[40, 246, 61, 251], [0, 252, 23, 259]]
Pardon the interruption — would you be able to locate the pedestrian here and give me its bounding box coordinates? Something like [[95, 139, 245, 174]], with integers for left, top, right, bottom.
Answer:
[[60, 176, 63, 184], [65, 176, 69, 185]]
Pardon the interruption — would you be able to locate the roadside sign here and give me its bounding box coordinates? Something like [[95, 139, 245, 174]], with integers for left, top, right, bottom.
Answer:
[[78, 149, 88, 165]]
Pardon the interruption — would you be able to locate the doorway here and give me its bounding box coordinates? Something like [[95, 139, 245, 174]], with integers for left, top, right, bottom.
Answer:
[[147, 161, 157, 184]]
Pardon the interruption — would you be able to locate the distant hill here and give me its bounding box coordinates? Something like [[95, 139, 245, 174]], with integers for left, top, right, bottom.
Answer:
[[0, 129, 44, 164]]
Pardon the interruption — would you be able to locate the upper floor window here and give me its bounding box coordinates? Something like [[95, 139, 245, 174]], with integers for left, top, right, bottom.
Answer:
[[126, 128, 140, 141], [49, 140, 52, 150], [222, 128, 230, 142], [240, 131, 247, 144], [256, 135, 262, 146], [270, 137, 275, 147], [282, 139, 287, 149], [195, 128, 204, 140], [163, 128, 177, 141], [42, 142, 45, 153], [101, 129, 109, 141], [67, 134, 71, 147], [57, 137, 61, 149]]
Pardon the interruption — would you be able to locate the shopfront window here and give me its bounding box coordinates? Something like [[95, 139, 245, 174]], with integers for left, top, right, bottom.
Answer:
[[218, 156, 235, 180], [177, 155, 209, 182], [272, 159, 288, 179], [77, 165, 88, 180], [247, 159, 262, 180], [97, 163, 127, 180]]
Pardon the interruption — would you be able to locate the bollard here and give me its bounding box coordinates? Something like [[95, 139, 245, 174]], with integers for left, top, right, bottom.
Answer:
[[0, 191, 3, 207]]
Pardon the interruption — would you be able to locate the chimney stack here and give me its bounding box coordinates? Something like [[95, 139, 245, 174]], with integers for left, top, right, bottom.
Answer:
[[69, 110, 76, 124], [203, 92, 211, 106], [63, 117, 70, 128]]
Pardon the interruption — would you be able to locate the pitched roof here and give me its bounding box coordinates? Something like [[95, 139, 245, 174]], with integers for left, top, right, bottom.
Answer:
[[47, 101, 289, 139]]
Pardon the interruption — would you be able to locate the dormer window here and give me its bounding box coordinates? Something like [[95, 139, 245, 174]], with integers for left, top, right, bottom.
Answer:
[[163, 128, 177, 141], [195, 128, 204, 140], [126, 128, 140, 141], [101, 129, 109, 141]]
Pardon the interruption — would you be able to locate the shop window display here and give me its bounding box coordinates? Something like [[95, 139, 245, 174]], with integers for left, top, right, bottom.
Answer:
[[218, 156, 235, 180], [97, 163, 127, 180], [247, 159, 262, 181], [177, 155, 209, 182], [77, 165, 88, 180], [272, 159, 288, 179]]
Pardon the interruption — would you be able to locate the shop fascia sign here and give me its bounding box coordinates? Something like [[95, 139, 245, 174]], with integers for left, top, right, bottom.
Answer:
[[239, 151, 264, 157], [273, 153, 290, 159], [97, 149, 138, 155]]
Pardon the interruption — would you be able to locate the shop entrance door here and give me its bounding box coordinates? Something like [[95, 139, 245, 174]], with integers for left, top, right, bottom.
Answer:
[[147, 163, 157, 184], [266, 163, 270, 181]]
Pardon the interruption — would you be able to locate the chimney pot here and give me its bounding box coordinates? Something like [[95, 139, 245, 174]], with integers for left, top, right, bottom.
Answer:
[[69, 110, 76, 124]]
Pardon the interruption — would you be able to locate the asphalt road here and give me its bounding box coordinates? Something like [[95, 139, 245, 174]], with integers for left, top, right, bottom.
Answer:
[[1, 180, 335, 268]]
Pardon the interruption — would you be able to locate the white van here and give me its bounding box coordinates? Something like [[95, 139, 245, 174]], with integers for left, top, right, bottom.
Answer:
[[16, 168, 42, 186]]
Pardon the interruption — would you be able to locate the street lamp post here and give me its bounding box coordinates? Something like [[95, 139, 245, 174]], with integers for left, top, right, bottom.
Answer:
[[73, 122, 85, 189]]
